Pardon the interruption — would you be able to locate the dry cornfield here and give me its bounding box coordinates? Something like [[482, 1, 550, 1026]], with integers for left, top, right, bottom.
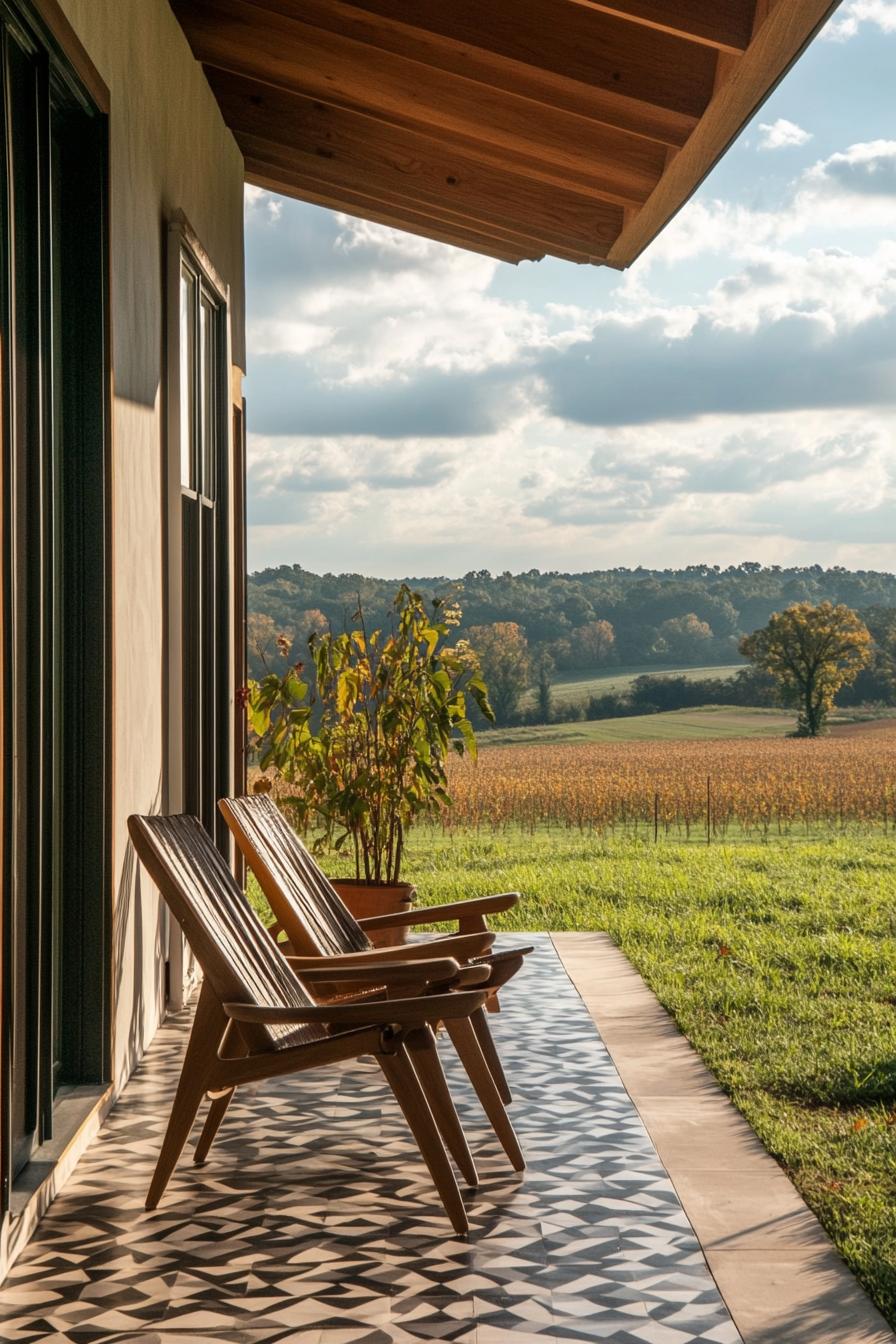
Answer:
[[443, 724, 896, 837]]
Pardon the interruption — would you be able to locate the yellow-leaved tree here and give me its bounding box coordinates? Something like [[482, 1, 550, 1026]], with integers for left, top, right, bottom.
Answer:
[[739, 602, 872, 737], [466, 622, 532, 725]]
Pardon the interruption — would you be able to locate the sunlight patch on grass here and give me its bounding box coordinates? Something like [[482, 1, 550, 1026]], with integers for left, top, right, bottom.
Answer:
[[398, 828, 896, 1323]]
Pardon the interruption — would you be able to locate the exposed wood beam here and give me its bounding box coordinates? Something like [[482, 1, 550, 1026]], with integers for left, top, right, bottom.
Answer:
[[607, 0, 841, 267], [238, 124, 619, 259], [245, 162, 601, 265], [567, 0, 756, 55], [235, 0, 714, 145], [169, 0, 831, 268], [209, 66, 649, 217], [248, 179, 537, 263], [172, 0, 671, 197], [713, 50, 742, 96]]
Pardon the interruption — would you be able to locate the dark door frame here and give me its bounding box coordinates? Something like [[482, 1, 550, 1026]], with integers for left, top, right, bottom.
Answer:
[[0, 0, 111, 1214]]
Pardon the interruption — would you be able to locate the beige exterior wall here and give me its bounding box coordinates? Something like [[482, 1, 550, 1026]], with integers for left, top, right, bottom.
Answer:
[[55, 0, 246, 1089]]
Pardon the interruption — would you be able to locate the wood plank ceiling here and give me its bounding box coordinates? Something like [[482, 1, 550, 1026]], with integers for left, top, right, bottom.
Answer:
[[171, 0, 840, 267]]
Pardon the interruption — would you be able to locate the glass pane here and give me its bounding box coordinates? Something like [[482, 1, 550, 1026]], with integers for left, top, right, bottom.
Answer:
[[179, 265, 196, 488], [7, 26, 44, 1175], [50, 122, 64, 1096], [199, 292, 217, 501]]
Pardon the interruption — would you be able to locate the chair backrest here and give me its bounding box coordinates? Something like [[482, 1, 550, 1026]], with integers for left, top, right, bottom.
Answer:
[[128, 812, 317, 1052], [219, 794, 371, 957]]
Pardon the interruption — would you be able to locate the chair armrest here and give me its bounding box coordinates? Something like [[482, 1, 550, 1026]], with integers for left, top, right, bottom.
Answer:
[[289, 958, 490, 998], [288, 956, 459, 988], [285, 932, 495, 972], [358, 892, 520, 933], [224, 989, 487, 1029]]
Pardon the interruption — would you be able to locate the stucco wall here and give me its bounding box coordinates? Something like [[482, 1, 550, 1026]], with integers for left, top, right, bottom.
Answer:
[[55, 0, 246, 1089]]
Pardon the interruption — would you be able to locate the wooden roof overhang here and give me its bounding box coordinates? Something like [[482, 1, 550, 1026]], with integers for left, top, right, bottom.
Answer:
[[171, 0, 840, 267]]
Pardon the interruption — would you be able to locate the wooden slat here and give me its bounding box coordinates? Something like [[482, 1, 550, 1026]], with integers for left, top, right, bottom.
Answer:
[[567, 0, 756, 54], [221, 796, 371, 957], [237, 126, 620, 256], [172, 0, 668, 201], [210, 66, 651, 211], [241, 131, 615, 259], [245, 161, 599, 264], [213, 66, 631, 244], [245, 165, 542, 262], [607, 0, 840, 267], [245, 167, 537, 264], [128, 814, 318, 1054], [234, 0, 712, 145]]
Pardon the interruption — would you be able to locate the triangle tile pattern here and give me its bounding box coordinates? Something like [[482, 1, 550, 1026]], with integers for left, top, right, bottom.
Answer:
[[0, 937, 740, 1343]]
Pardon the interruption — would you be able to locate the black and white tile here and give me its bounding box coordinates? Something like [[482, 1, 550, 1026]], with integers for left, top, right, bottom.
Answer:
[[0, 937, 740, 1343]]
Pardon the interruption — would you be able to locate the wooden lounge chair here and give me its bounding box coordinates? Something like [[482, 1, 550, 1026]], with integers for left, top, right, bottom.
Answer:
[[218, 794, 530, 1148], [128, 811, 511, 1234]]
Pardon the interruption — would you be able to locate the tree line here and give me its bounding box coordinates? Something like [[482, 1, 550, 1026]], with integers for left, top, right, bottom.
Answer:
[[248, 562, 896, 665]]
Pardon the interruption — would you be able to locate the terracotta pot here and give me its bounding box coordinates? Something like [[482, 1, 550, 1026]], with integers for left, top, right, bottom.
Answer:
[[329, 878, 415, 948]]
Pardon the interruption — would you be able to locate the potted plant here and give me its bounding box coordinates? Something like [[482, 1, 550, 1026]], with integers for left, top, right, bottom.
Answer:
[[245, 586, 493, 943]]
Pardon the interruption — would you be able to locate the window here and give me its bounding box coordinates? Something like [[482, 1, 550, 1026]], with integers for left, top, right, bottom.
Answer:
[[173, 235, 231, 852], [180, 256, 223, 501]]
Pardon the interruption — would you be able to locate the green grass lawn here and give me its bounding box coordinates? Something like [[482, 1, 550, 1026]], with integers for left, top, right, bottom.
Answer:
[[318, 827, 896, 1324], [477, 705, 797, 747], [521, 661, 746, 709]]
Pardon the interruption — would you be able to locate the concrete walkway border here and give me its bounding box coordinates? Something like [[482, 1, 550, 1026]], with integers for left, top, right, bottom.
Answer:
[[552, 931, 895, 1344]]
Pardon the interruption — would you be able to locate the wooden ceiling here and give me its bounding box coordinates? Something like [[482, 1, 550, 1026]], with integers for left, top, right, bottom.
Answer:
[[171, 0, 839, 267]]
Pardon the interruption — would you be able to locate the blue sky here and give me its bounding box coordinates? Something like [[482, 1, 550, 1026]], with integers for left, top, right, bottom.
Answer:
[[244, 3, 896, 578]]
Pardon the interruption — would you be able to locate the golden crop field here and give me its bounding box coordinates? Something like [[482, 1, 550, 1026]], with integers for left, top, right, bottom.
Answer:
[[444, 723, 896, 837]]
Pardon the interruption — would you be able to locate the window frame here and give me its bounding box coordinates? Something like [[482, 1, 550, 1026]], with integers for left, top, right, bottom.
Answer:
[[164, 214, 234, 1011]]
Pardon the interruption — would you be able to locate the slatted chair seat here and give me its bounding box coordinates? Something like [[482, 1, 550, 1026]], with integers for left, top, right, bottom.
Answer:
[[127, 811, 513, 1234], [218, 793, 531, 1160]]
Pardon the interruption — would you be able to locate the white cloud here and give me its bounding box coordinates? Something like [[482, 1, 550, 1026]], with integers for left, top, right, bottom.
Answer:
[[708, 242, 896, 329], [519, 413, 896, 546], [637, 141, 896, 270], [535, 234, 896, 432], [244, 183, 282, 222], [757, 119, 812, 150], [243, 127, 896, 576], [804, 139, 896, 198], [246, 202, 545, 384], [822, 0, 896, 40]]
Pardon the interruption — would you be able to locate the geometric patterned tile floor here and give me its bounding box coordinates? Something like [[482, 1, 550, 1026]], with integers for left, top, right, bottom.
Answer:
[[0, 936, 741, 1344]]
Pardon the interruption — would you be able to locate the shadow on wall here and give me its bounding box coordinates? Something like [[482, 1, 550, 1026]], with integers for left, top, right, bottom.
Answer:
[[114, 774, 166, 1090]]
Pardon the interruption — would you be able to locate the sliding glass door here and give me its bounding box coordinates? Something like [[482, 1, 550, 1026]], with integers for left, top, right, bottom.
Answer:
[[0, 1, 110, 1193]]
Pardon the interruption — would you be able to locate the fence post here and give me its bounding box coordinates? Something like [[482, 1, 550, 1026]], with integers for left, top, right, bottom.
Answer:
[[706, 775, 711, 845], [654, 791, 659, 844]]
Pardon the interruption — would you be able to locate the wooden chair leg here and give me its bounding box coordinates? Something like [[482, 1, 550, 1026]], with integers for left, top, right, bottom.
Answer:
[[444, 1017, 525, 1172], [194, 1089, 234, 1165], [472, 1004, 513, 1104], [405, 1027, 479, 1188], [377, 1041, 470, 1235], [147, 983, 224, 1211]]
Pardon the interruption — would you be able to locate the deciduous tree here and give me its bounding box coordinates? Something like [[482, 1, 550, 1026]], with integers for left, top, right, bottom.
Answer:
[[467, 622, 532, 724], [535, 650, 554, 724], [578, 619, 616, 666], [297, 607, 329, 639], [740, 602, 872, 737], [654, 613, 713, 662]]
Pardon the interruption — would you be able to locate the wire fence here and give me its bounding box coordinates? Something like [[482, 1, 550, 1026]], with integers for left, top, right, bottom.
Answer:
[[441, 732, 896, 839]]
